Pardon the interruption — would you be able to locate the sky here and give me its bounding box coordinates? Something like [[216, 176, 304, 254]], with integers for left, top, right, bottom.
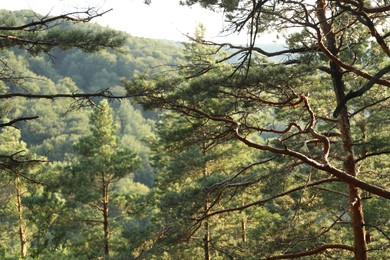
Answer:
[[0, 0, 261, 44]]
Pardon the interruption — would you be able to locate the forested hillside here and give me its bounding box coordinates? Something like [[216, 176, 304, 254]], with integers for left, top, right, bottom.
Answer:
[[0, 9, 183, 258], [1, 4, 390, 260], [1, 9, 184, 187]]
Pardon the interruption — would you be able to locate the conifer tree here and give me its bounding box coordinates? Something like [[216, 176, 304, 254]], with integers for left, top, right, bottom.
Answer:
[[61, 100, 140, 258], [127, 1, 390, 258], [0, 127, 43, 257]]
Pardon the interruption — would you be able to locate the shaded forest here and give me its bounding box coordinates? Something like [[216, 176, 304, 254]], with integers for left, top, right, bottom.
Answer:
[[1, 4, 390, 260]]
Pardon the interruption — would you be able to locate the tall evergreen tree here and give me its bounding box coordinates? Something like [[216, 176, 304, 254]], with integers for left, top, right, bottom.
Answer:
[[0, 127, 44, 257], [61, 100, 140, 258]]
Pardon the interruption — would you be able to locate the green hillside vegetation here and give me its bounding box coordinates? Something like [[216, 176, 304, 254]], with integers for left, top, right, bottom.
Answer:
[[1, 10, 183, 187], [0, 9, 182, 258]]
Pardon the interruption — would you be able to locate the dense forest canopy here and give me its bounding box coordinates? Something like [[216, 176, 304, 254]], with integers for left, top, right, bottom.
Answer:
[[127, 1, 390, 259], [1, 2, 390, 259], [0, 8, 182, 258]]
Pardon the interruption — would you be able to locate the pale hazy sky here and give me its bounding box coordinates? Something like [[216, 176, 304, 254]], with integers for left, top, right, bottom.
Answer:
[[0, 0, 261, 43]]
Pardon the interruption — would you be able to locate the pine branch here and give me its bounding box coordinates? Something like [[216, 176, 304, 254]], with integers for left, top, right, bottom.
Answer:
[[364, 224, 390, 242], [153, 98, 390, 199], [316, 30, 390, 89], [0, 89, 129, 100], [0, 9, 113, 31], [264, 243, 354, 259], [356, 150, 390, 163], [0, 163, 44, 185], [207, 157, 275, 191], [194, 178, 340, 221], [0, 116, 39, 128], [333, 64, 390, 117], [350, 95, 390, 117]]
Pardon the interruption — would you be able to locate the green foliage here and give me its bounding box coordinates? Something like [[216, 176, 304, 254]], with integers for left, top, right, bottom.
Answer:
[[183, 0, 239, 12], [1, 9, 177, 258], [125, 5, 390, 258], [1, 10, 181, 184], [2, 2, 389, 259], [125, 30, 292, 258], [0, 10, 126, 54], [0, 126, 45, 258], [57, 100, 141, 258], [63, 100, 141, 199]]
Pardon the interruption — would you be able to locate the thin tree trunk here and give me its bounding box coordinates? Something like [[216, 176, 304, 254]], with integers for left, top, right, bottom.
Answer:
[[102, 176, 110, 258], [204, 218, 211, 260], [202, 143, 211, 260], [316, 1, 367, 258], [241, 216, 247, 243], [15, 177, 27, 258]]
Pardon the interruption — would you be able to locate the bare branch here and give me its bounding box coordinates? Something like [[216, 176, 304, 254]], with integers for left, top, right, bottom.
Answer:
[[264, 243, 354, 259], [206, 157, 275, 191], [194, 178, 340, 221], [197, 39, 319, 61], [333, 65, 390, 117], [335, 0, 390, 13], [134, 227, 172, 260], [364, 223, 390, 242], [350, 95, 390, 117], [152, 97, 390, 199], [356, 150, 390, 163], [302, 95, 331, 164], [234, 125, 390, 199], [80, 219, 104, 224], [314, 20, 390, 89], [0, 116, 39, 128], [0, 89, 129, 100]]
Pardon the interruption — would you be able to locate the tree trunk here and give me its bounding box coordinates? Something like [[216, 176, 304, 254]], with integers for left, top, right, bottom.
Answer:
[[336, 89, 367, 260], [316, 1, 367, 258], [202, 143, 211, 260], [241, 216, 247, 243], [102, 177, 110, 258], [15, 177, 27, 258], [204, 219, 211, 260]]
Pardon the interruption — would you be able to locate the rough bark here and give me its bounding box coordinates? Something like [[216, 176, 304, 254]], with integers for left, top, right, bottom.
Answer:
[[16, 177, 27, 258], [316, 0, 367, 258], [202, 144, 211, 260], [102, 176, 110, 258]]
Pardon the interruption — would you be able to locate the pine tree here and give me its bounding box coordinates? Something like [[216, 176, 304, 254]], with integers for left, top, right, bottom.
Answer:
[[0, 127, 44, 257], [126, 2, 390, 258], [61, 100, 140, 258]]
